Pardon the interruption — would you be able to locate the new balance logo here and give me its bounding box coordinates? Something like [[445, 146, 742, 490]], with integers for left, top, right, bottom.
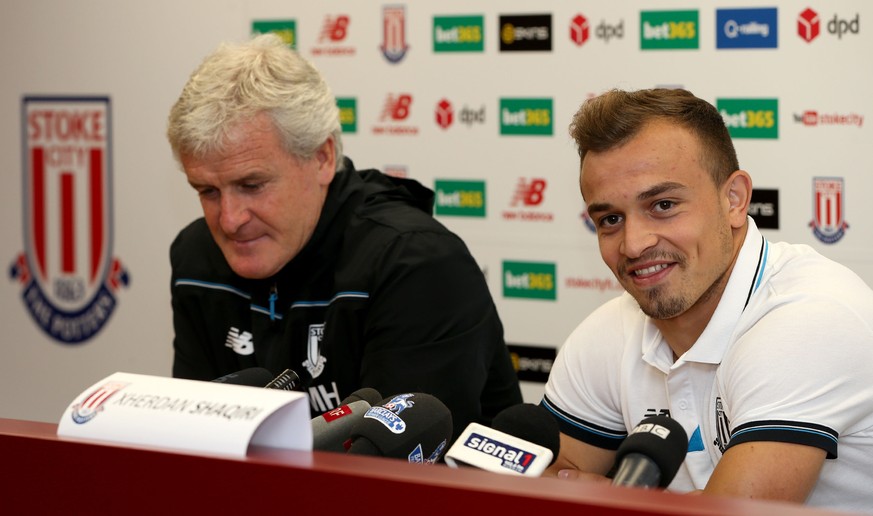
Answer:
[[225, 327, 254, 356], [644, 408, 671, 418]]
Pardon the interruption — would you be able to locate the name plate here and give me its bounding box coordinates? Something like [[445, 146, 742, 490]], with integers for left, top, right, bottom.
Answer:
[[58, 372, 312, 457]]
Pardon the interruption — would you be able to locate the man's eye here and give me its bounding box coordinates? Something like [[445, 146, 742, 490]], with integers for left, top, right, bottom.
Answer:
[[600, 214, 622, 228], [654, 200, 675, 212]]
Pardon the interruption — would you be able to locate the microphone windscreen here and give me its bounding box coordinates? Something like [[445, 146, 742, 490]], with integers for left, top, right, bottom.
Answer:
[[348, 392, 452, 464], [312, 399, 372, 452], [342, 387, 382, 406], [211, 368, 273, 387], [494, 403, 561, 465], [616, 415, 688, 488]]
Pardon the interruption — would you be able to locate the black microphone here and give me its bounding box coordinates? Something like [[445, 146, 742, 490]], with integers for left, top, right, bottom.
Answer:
[[264, 368, 312, 391], [341, 387, 382, 406], [312, 388, 383, 453], [444, 403, 559, 476], [347, 392, 453, 464], [211, 367, 274, 387], [611, 415, 688, 488], [493, 403, 561, 466]]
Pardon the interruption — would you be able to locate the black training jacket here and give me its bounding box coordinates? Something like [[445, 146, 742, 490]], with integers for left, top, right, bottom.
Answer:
[[170, 157, 522, 440]]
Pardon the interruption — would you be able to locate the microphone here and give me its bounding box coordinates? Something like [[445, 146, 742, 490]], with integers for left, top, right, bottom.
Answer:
[[444, 403, 559, 476], [341, 387, 382, 406], [211, 367, 274, 387], [347, 392, 452, 464], [312, 388, 383, 453], [264, 368, 307, 391], [611, 415, 688, 488]]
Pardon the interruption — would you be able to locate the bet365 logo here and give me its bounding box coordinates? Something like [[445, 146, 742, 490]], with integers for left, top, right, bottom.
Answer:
[[717, 98, 779, 139], [434, 180, 486, 217], [503, 261, 556, 300]]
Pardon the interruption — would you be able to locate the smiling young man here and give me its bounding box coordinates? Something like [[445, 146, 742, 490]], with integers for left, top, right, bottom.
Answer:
[[541, 88, 873, 511], [166, 34, 521, 443]]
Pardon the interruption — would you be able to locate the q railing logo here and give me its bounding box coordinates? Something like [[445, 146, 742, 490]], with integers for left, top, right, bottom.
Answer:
[[11, 97, 129, 344]]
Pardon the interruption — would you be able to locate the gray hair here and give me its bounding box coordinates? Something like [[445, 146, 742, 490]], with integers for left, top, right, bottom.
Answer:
[[167, 33, 343, 169]]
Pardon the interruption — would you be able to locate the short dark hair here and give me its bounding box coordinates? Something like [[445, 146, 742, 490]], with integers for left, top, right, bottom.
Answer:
[[569, 88, 740, 186]]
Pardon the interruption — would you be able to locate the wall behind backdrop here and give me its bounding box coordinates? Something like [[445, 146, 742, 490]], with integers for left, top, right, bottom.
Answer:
[[1, 0, 870, 423]]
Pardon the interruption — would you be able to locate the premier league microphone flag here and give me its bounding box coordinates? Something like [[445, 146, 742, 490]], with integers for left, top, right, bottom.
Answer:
[[58, 372, 311, 457]]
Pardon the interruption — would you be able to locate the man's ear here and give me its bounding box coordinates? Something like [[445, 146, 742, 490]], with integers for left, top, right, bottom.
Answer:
[[315, 137, 337, 186], [724, 170, 752, 229]]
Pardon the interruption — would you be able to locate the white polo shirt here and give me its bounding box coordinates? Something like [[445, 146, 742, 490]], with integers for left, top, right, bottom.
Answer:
[[544, 219, 873, 512]]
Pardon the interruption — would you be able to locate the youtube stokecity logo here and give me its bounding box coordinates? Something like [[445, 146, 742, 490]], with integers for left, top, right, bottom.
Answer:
[[794, 110, 864, 128], [798, 8, 861, 42]]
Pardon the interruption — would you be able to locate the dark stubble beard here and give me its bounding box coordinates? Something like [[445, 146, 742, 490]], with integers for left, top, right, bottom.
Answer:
[[633, 226, 735, 320]]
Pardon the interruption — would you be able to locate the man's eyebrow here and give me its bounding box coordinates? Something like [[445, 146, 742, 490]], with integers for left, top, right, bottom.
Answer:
[[585, 182, 687, 215], [638, 181, 686, 201]]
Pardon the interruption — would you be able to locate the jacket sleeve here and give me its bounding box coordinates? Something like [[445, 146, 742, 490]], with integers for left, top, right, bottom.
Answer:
[[169, 228, 221, 381], [358, 229, 522, 439]]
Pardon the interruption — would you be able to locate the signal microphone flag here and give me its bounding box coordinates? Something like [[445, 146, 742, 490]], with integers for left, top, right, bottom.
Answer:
[[444, 422, 553, 476]]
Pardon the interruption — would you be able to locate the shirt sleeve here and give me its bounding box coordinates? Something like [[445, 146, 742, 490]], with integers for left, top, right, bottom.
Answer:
[[543, 296, 631, 450], [720, 290, 873, 459]]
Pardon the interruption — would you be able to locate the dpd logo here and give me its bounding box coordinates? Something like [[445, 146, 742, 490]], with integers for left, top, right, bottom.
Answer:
[[798, 8, 860, 42], [436, 99, 453, 129], [570, 14, 590, 45], [11, 97, 129, 344]]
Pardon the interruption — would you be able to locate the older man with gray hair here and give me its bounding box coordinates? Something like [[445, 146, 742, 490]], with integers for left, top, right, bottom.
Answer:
[[166, 34, 521, 444]]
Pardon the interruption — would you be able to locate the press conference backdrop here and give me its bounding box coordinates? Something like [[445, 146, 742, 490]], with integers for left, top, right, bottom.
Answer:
[[1, 0, 870, 423]]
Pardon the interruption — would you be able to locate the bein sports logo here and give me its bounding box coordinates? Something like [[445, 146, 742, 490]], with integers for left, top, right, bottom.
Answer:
[[10, 97, 129, 345]]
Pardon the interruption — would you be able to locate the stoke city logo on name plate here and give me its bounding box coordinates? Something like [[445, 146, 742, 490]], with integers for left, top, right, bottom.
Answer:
[[10, 96, 129, 344]]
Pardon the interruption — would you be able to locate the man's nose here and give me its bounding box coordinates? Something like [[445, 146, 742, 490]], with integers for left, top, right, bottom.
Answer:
[[619, 217, 657, 259]]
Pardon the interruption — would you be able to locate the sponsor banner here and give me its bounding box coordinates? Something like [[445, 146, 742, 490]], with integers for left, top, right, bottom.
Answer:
[[798, 8, 861, 42], [499, 98, 553, 136], [381, 5, 409, 63], [252, 19, 297, 49], [12, 96, 129, 344], [640, 10, 699, 50], [716, 8, 778, 49], [312, 14, 355, 56], [373, 93, 418, 135], [337, 97, 357, 133], [503, 261, 556, 300], [793, 110, 864, 128], [810, 177, 849, 244], [507, 344, 556, 383], [433, 15, 484, 52], [58, 372, 311, 457], [717, 98, 779, 139], [499, 14, 552, 52], [434, 180, 486, 217], [749, 189, 779, 230]]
